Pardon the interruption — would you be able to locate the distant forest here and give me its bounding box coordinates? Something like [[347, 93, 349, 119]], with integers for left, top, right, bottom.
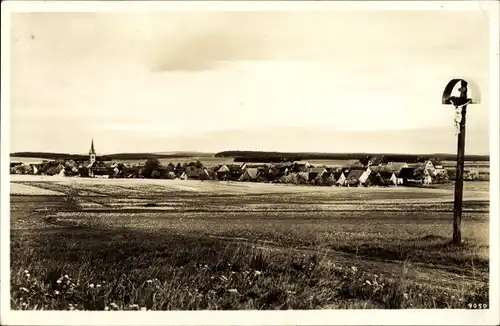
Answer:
[[215, 151, 490, 163], [10, 152, 213, 161], [11, 151, 490, 163]]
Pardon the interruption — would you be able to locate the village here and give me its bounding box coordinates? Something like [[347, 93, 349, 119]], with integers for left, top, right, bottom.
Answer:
[[10, 139, 487, 187]]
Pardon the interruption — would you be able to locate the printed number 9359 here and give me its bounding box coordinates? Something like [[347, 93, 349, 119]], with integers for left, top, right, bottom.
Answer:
[[468, 303, 488, 309]]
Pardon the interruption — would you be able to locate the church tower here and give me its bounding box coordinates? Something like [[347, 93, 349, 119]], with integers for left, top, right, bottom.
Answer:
[[89, 138, 96, 164]]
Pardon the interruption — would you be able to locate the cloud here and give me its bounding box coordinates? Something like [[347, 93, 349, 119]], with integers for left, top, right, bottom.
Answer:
[[149, 16, 273, 72]]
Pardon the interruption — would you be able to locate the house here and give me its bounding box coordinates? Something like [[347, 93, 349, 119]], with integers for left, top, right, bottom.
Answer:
[[239, 168, 260, 182], [364, 173, 386, 187], [294, 161, 311, 168], [227, 164, 244, 181], [297, 172, 310, 183], [186, 168, 202, 180], [308, 168, 327, 180], [216, 165, 231, 180], [378, 171, 398, 186], [408, 160, 436, 174], [398, 168, 419, 184], [429, 158, 443, 169], [359, 155, 388, 167], [92, 166, 110, 178], [345, 169, 366, 186], [290, 162, 310, 173], [370, 162, 407, 175], [423, 169, 434, 184], [30, 164, 39, 175], [322, 171, 346, 186], [384, 162, 409, 174], [333, 171, 347, 186]]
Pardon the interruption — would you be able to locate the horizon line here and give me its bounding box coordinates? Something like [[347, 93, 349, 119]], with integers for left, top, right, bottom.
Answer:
[[10, 150, 490, 157]]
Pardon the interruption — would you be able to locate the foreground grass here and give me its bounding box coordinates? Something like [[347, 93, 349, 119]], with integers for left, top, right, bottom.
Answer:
[[11, 226, 488, 310], [10, 184, 490, 310]]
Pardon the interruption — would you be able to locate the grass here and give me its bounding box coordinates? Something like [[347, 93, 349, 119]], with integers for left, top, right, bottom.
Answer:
[[10, 180, 490, 310]]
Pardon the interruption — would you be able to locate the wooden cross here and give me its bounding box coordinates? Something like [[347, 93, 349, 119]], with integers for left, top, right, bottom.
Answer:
[[442, 79, 480, 245]]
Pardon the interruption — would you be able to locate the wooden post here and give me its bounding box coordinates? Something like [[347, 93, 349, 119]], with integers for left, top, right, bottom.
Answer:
[[452, 80, 468, 245]]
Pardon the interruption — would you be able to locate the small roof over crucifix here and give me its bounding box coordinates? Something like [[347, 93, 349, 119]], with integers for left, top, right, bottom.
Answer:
[[442, 78, 481, 106]]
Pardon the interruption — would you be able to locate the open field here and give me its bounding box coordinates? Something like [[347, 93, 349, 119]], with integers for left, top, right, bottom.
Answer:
[[10, 178, 489, 310], [10, 156, 235, 167]]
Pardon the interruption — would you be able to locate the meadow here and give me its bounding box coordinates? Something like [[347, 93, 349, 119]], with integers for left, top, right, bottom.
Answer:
[[10, 177, 490, 310]]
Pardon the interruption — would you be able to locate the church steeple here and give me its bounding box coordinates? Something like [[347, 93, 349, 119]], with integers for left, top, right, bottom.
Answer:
[[89, 138, 96, 164], [89, 138, 96, 154]]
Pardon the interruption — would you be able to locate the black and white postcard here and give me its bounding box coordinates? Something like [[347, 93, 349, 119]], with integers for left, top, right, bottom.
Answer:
[[1, 1, 499, 325]]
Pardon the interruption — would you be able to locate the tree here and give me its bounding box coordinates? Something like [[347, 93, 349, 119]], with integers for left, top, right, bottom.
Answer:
[[412, 167, 426, 181], [151, 169, 161, 178], [434, 169, 450, 184], [195, 160, 204, 169], [143, 158, 162, 178]]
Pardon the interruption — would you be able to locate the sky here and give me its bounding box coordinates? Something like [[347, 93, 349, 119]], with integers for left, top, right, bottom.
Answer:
[[9, 10, 491, 155]]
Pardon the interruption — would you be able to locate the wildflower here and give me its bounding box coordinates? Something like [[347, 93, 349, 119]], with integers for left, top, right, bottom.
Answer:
[[204, 265, 208, 268], [89, 283, 95, 288], [228, 289, 238, 293], [146, 280, 152, 283], [55, 290, 60, 295], [96, 284, 101, 288], [21, 302, 27, 306], [57, 279, 62, 284], [403, 293, 409, 299], [231, 271, 236, 274], [24, 270, 29, 274], [451, 295, 455, 299], [110, 302, 118, 309], [254, 271, 262, 276], [140, 307, 147, 311], [20, 287, 29, 293], [64, 275, 69, 279], [220, 275, 228, 281], [104, 306, 109, 311], [129, 304, 139, 309], [102, 280, 106, 284], [25, 273, 30, 278], [365, 280, 372, 285], [351, 266, 358, 272]]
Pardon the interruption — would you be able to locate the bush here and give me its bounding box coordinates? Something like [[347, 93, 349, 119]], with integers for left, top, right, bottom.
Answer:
[[433, 169, 450, 184], [142, 158, 162, 178]]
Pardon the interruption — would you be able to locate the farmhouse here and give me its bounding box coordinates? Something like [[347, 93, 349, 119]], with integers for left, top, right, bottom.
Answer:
[[308, 167, 327, 180], [359, 155, 388, 167], [345, 169, 365, 186], [423, 169, 434, 185], [398, 168, 419, 184], [239, 168, 260, 182], [184, 168, 212, 180], [378, 171, 398, 186], [215, 165, 231, 180], [297, 171, 310, 183], [332, 171, 347, 186], [364, 173, 386, 187], [408, 160, 436, 174]]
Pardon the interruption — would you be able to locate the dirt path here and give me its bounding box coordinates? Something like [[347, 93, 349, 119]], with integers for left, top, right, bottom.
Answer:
[[205, 234, 488, 291]]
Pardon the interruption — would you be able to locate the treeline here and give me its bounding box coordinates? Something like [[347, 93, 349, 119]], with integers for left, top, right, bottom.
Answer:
[[216, 151, 490, 162], [10, 152, 213, 161]]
